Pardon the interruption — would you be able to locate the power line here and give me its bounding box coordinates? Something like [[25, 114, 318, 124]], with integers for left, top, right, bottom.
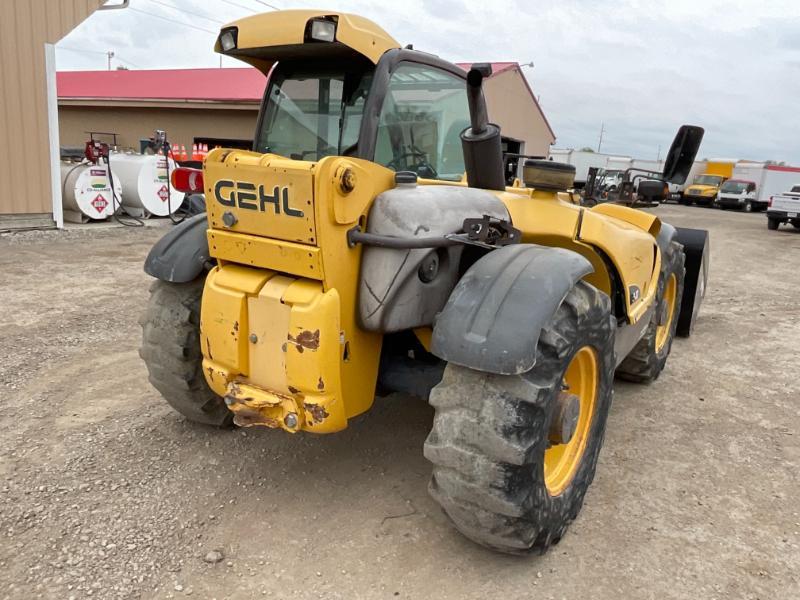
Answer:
[[57, 45, 143, 69], [250, 0, 280, 9], [57, 45, 108, 56], [220, 0, 258, 14], [143, 0, 226, 25], [128, 6, 217, 34], [116, 55, 142, 68]]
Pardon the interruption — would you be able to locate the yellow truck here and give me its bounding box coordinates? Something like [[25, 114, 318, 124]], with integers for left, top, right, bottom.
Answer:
[[681, 160, 735, 206]]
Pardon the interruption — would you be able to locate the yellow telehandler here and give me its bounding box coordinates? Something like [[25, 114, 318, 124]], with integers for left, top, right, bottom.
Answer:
[[140, 10, 709, 554]]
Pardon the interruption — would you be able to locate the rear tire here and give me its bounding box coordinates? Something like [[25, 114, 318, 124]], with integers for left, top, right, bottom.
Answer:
[[744, 201, 753, 213], [767, 218, 780, 230], [616, 241, 685, 383], [139, 278, 232, 427], [424, 282, 615, 555]]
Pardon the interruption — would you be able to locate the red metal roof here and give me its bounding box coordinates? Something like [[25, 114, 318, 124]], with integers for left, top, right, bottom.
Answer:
[[57, 64, 515, 102], [57, 61, 554, 140], [57, 68, 267, 102]]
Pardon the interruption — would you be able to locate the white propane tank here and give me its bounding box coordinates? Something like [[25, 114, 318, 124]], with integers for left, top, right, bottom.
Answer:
[[110, 152, 184, 217], [60, 161, 122, 223]]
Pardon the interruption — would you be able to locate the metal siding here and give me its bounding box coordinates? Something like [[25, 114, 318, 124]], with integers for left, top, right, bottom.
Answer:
[[58, 105, 261, 151], [0, 0, 102, 220], [483, 69, 556, 158]]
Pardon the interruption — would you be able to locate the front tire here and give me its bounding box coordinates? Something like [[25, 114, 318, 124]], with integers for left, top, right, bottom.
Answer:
[[767, 218, 780, 230], [616, 241, 685, 383], [139, 278, 232, 426], [424, 281, 615, 554], [744, 201, 753, 213]]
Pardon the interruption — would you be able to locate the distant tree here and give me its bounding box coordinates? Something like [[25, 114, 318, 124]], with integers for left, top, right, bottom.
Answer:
[[579, 147, 595, 152]]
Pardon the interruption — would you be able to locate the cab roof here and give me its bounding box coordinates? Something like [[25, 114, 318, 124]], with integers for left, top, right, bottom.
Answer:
[[215, 10, 401, 72]]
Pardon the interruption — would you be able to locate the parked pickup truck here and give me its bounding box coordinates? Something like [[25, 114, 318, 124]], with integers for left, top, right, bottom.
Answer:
[[767, 185, 800, 230]]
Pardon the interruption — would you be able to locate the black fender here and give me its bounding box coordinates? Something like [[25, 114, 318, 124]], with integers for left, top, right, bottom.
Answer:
[[430, 244, 594, 375], [674, 227, 710, 337], [143, 213, 210, 283], [651, 221, 709, 337]]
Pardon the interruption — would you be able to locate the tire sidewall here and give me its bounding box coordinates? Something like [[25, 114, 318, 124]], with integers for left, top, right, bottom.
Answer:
[[517, 298, 616, 544], [526, 332, 615, 533]]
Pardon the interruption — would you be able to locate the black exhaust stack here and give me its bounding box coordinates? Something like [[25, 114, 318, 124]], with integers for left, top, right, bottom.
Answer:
[[461, 64, 506, 191]]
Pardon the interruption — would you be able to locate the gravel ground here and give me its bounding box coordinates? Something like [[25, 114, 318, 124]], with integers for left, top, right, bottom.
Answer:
[[0, 205, 798, 600]]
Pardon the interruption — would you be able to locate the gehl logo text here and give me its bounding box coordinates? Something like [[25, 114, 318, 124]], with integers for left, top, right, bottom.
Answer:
[[214, 180, 304, 217]]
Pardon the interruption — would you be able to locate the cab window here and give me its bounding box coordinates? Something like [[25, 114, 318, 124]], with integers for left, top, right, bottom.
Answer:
[[374, 64, 469, 181], [256, 68, 373, 160]]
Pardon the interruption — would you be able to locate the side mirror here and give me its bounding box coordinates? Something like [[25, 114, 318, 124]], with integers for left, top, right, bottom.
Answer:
[[662, 125, 704, 185]]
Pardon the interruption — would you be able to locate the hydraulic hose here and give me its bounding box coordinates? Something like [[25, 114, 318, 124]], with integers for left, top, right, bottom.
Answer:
[[347, 226, 458, 249]]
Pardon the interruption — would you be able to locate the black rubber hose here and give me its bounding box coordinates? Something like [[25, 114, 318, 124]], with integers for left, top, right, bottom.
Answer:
[[347, 226, 458, 249]]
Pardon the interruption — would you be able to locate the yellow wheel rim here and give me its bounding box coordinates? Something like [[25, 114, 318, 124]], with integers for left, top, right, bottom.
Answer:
[[544, 347, 598, 496], [655, 273, 678, 352]]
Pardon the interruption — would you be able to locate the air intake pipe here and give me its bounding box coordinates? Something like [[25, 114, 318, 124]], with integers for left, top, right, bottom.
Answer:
[[461, 64, 506, 191]]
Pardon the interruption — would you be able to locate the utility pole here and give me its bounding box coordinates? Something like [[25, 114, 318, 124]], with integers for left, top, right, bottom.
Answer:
[[106, 51, 115, 71], [656, 144, 661, 162], [597, 122, 605, 153]]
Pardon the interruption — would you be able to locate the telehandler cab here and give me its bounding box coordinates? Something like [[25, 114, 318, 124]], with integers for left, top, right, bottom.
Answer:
[[140, 10, 710, 554]]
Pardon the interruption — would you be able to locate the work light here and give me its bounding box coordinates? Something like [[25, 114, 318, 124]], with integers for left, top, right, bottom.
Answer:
[[219, 28, 238, 52], [309, 19, 336, 42]]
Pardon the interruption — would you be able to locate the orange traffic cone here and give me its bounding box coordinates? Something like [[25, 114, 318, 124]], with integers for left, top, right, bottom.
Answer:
[[201, 143, 209, 159], [180, 144, 188, 161], [191, 143, 199, 161]]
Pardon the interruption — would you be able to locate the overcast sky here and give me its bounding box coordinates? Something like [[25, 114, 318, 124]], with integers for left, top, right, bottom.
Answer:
[[57, 0, 800, 163]]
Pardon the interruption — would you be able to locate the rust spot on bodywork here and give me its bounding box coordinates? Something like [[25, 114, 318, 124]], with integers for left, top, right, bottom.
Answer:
[[288, 385, 300, 394], [233, 321, 239, 332], [287, 329, 320, 353], [304, 402, 329, 424], [232, 407, 281, 429], [317, 377, 325, 391]]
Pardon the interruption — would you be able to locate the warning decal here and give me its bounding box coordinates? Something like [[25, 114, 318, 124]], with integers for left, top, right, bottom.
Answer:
[[157, 185, 169, 202], [91, 194, 109, 213]]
